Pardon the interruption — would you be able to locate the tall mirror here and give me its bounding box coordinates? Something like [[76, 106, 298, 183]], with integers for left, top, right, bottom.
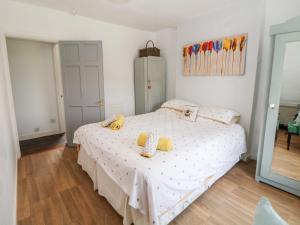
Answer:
[[271, 41, 300, 181], [257, 17, 300, 197]]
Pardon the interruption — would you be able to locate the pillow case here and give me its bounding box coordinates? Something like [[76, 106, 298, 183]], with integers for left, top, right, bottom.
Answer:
[[180, 105, 199, 122], [161, 99, 198, 112], [197, 106, 240, 125]]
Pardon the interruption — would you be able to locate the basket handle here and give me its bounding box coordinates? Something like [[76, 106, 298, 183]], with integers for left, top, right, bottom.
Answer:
[[146, 40, 155, 49]]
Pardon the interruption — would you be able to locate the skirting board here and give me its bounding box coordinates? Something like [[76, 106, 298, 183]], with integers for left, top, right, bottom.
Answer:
[[18, 129, 64, 141]]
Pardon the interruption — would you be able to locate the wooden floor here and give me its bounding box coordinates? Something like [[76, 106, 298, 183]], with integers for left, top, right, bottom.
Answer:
[[272, 129, 300, 180], [18, 147, 300, 225]]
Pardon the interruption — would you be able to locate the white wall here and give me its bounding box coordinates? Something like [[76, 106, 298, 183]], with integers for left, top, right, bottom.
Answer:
[[156, 28, 177, 100], [249, 0, 300, 159], [0, 1, 155, 222], [0, 36, 17, 225], [7, 38, 61, 140], [0, 0, 155, 118], [175, 0, 263, 143]]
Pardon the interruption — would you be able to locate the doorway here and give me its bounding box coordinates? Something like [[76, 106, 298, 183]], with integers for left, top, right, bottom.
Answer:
[[6, 38, 66, 155], [4, 37, 105, 156]]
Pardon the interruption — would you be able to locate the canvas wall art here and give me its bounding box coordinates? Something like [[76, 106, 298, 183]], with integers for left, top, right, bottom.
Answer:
[[183, 34, 247, 76]]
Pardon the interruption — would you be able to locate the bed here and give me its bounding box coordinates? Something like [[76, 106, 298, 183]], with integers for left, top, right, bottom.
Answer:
[[74, 106, 247, 225]]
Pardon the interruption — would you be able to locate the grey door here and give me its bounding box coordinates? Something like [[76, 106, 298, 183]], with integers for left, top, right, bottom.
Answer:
[[60, 41, 104, 146], [147, 57, 166, 112]]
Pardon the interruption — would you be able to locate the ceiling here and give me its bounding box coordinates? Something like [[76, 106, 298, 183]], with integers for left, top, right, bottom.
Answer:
[[11, 0, 248, 31]]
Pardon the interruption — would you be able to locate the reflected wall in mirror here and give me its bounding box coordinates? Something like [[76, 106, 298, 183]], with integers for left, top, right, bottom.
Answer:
[[271, 41, 300, 181]]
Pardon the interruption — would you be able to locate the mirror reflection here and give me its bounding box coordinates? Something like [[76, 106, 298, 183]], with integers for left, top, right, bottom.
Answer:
[[271, 41, 300, 181]]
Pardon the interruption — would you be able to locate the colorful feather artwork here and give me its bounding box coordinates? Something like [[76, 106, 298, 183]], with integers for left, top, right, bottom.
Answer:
[[213, 40, 222, 74], [193, 44, 201, 73], [207, 41, 214, 74], [183, 34, 247, 76], [201, 42, 208, 74]]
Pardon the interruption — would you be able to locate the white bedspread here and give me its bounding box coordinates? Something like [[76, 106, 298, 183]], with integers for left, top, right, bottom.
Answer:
[[73, 108, 246, 225]]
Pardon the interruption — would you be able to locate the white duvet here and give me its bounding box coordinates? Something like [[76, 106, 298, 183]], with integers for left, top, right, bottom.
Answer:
[[73, 108, 247, 225]]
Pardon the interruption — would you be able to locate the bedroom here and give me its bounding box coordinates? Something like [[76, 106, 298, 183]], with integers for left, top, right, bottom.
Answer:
[[0, 0, 299, 225]]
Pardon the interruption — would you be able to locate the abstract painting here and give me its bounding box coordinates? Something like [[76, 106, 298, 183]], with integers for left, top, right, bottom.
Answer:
[[183, 34, 247, 76]]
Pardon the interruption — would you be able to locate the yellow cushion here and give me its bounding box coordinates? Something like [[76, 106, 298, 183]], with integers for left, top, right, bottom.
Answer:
[[157, 137, 173, 151], [137, 132, 148, 146]]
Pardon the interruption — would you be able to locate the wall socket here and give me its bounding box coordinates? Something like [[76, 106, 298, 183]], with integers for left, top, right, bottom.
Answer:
[[34, 127, 40, 132]]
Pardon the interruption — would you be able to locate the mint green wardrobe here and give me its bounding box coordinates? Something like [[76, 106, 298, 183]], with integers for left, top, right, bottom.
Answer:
[[256, 17, 300, 196], [134, 56, 166, 115]]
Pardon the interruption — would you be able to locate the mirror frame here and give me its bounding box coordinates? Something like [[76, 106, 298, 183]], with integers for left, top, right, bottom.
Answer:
[[256, 17, 300, 196]]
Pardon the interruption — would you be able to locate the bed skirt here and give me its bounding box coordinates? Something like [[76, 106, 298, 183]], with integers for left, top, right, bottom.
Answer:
[[77, 146, 240, 225]]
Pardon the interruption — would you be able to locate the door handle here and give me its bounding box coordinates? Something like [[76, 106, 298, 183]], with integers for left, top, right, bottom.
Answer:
[[96, 99, 104, 106], [269, 103, 275, 109]]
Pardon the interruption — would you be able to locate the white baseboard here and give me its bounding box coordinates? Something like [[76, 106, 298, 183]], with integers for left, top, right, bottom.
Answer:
[[18, 129, 64, 141], [14, 153, 18, 225]]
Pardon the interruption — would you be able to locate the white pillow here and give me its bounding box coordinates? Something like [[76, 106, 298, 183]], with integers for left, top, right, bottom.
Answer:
[[161, 99, 198, 112], [180, 106, 199, 122], [197, 106, 240, 125]]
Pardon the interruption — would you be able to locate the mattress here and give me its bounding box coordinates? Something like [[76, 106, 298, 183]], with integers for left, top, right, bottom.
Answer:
[[74, 108, 247, 225]]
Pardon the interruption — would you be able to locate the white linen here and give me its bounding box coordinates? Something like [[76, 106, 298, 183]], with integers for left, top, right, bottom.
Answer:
[[74, 108, 246, 225], [161, 99, 198, 111], [197, 106, 241, 124], [78, 145, 241, 225], [78, 147, 149, 225]]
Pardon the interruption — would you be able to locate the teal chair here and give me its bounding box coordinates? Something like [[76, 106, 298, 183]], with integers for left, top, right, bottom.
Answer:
[[287, 112, 300, 150], [253, 197, 288, 225]]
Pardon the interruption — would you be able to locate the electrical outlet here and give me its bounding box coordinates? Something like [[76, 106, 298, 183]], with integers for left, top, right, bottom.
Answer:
[[34, 127, 40, 132], [50, 118, 56, 123]]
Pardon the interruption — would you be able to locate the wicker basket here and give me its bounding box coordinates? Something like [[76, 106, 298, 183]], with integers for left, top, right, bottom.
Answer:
[[139, 40, 160, 57]]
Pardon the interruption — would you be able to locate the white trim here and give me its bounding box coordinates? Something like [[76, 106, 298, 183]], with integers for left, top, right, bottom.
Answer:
[[3, 31, 59, 44], [13, 155, 18, 225], [18, 130, 64, 141], [53, 44, 66, 133], [0, 33, 21, 158]]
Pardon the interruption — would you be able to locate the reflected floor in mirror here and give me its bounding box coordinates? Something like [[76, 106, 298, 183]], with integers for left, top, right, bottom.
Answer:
[[272, 129, 300, 181]]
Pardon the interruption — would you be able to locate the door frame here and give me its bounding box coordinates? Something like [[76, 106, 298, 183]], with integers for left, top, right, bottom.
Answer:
[[0, 31, 66, 158]]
